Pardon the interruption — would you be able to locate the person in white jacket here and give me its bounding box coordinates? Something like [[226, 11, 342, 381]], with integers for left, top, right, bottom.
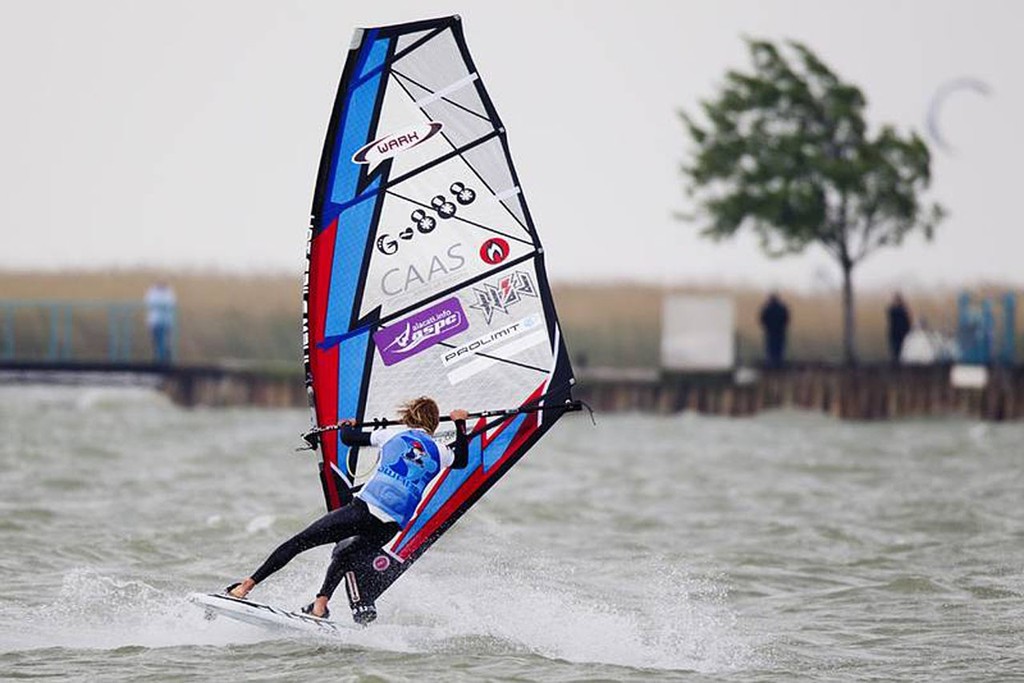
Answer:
[[144, 281, 176, 364]]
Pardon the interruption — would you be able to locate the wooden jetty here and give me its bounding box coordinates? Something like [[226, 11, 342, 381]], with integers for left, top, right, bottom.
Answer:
[[0, 360, 305, 408], [161, 363, 306, 408], [156, 361, 1024, 421], [574, 364, 1024, 421], [2, 360, 1021, 421]]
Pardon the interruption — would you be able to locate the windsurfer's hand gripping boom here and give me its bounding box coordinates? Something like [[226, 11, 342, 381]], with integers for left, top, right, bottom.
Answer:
[[337, 408, 469, 429], [335, 409, 470, 469]]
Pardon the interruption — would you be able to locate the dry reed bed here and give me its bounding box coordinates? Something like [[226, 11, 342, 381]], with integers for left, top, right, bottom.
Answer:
[[0, 270, 1008, 366]]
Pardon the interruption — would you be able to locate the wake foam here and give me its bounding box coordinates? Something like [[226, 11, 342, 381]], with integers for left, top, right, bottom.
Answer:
[[376, 550, 761, 673], [0, 569, 267, 651], [3, 555, 761, 673]]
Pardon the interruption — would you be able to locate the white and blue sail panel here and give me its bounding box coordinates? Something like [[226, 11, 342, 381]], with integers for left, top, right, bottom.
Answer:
[[322, 30, 389, 338], [322, 31, 389, 226], [304, 16, 577, 604]]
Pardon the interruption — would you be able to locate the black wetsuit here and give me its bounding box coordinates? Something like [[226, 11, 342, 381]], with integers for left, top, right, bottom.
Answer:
[[247, 420, 468, 600]]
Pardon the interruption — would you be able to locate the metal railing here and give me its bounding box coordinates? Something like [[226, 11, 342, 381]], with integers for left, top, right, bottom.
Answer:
[[0, 299, 177, 363], [957, 291, 1017, 365]]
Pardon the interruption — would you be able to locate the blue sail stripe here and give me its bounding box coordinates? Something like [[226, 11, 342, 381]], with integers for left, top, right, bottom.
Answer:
[[322, 34, 390, 339], [324, 195, 380, 339], [335, 329, 371, 467], [328, 39, 388, 205], [317, 33, 391, 481], [482, 413, 527, 473], [317, 322, 373, 351]]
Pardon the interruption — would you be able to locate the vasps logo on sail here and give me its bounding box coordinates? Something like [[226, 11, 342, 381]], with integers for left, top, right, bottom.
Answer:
[[352, 122, 444, 168], [373, 297, 470, 366]]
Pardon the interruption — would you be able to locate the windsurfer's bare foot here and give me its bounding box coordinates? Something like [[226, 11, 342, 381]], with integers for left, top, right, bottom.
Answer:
[[227, 578, 255, 598], [301, 595, 331, 619]]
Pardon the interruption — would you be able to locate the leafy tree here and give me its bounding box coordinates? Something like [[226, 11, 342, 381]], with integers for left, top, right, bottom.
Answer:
[[680, 38, 945, 365]]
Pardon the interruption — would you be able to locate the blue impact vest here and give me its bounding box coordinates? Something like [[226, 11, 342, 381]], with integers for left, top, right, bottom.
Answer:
[[359, 430, 443, 526]]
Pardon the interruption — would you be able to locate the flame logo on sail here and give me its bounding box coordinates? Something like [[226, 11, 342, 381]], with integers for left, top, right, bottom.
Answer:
[[480, 238, 510, 265]]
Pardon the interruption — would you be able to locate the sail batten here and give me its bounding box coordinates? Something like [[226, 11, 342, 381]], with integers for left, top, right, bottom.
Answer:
[[302, 15, 576, 609]]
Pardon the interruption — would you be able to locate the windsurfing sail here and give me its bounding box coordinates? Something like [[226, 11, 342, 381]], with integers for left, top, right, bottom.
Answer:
[[302, 16, 577, 614]]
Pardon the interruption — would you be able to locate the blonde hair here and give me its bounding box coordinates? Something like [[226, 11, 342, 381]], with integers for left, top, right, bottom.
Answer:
[[398, 396, 440, 433]]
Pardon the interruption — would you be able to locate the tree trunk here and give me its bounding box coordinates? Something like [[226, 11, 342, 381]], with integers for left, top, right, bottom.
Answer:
[[841, 259, 856, 366]]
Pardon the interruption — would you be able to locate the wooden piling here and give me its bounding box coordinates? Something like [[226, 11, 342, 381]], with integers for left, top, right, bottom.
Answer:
[[573, 364, 1024, 422]]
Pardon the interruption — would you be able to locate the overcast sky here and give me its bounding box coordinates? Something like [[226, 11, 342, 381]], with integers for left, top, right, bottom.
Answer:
[[1, 0, 1020, 290]]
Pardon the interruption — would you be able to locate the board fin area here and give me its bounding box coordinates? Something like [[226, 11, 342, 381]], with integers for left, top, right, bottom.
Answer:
[[189, 593, 356, 635]]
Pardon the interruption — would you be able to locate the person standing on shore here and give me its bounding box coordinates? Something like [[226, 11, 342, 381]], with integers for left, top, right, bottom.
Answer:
[[887, 293, 912, 365], [759, 292, 790, 369], [144, 281, 176, 364]]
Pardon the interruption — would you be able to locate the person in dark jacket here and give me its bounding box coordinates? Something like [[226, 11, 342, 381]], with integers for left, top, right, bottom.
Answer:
[[759, 293, 790, 368], [887, 293, 912, 365]]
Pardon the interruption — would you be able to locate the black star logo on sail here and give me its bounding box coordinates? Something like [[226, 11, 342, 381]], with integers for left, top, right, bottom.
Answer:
[[468, 271, 538, 324]]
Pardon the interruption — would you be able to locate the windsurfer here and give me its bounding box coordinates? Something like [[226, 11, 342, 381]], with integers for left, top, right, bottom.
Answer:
[[225, 397, 469, 624]]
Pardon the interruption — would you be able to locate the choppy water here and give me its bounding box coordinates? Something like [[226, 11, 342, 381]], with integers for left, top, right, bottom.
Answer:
[[1, 385, 1022, 681]]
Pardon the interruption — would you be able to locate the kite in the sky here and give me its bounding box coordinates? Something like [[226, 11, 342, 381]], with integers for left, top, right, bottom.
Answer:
[[925, 77, 992, 154]]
